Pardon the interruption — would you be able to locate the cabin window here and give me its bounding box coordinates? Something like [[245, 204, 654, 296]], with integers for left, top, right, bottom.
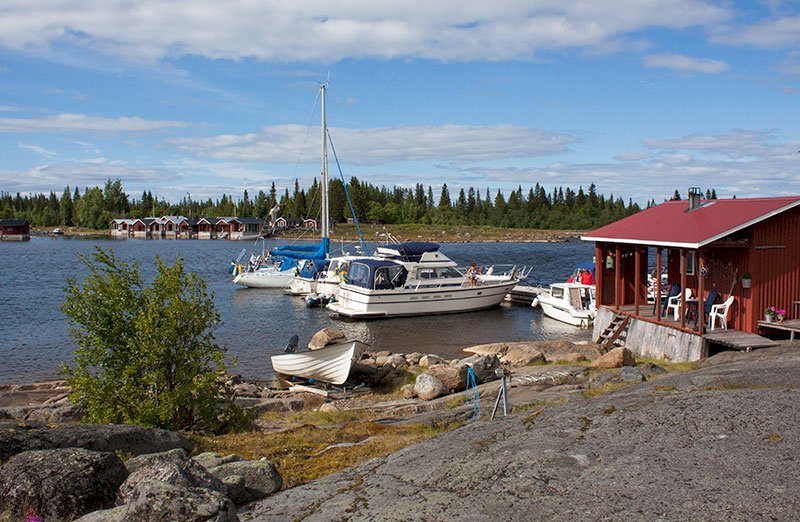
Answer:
[[439, 267, 462, 278], [551, 287, 564, 299], [418, 268, 436, 279], [349, 263, 371, 287]]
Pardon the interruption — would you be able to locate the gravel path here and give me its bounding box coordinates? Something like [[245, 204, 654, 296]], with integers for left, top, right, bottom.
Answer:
[[242, 345, 800, 521]]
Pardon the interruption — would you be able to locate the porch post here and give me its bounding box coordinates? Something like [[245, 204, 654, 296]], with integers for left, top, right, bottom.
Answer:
[[680, 249, 687, 329], [697, 250, 705, 333], [634, 247, 641, 315], [595, 243, 604, 307], [656, 248, 663, 318], [614, 244, 621, 309]]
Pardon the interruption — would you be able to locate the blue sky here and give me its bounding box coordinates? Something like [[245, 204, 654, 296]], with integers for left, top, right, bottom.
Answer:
[[0, 1, 798, 205]]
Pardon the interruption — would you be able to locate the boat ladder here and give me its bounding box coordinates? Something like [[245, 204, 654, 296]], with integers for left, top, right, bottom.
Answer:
[[599, 312, 630, 352]]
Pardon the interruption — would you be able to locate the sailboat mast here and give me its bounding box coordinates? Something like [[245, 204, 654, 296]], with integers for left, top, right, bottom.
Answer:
[[320, 84, 330, 241]]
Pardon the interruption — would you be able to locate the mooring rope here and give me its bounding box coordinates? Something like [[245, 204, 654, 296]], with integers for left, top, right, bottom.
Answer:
[[465, 367, 480, 421]]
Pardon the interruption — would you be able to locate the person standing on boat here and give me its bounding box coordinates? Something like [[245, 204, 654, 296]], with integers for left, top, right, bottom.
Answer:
[[467, 262, 480, 287], [580, 269, 595, 285]]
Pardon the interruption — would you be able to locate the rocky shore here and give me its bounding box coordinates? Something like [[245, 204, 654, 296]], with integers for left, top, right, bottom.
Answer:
[[2, 340, 798, 520]]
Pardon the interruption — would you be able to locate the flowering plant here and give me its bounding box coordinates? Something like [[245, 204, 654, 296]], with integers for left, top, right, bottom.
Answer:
[[765, 306, 776, 317], [765, 307, 786, 320]]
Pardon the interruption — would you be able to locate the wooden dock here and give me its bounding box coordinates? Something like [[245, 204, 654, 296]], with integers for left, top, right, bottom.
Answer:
[[703, 330, 779, 352], [757, 319, 800, 341]]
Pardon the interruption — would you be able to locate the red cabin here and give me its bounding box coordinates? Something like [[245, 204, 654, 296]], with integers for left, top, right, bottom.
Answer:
[[582, 190, 800, 360]]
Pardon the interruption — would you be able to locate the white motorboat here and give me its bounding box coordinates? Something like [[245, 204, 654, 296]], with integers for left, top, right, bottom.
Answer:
[[270, 340, 367, 385], [326, 242, 521, 319], [532, 282, 596, 327]]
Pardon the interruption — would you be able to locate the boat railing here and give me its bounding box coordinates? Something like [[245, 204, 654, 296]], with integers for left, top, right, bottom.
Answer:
[[469, 264, 531, 281]]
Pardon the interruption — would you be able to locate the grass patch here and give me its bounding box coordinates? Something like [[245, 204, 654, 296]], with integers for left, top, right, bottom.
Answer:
[[582, 382, 633, 398], [192, 418, 460, 488], [635, 357, 699, 373]]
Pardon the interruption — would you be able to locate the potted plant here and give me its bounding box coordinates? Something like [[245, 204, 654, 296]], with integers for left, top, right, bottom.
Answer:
[[741, 272, 752, 289], [765, 306, 776, 322]]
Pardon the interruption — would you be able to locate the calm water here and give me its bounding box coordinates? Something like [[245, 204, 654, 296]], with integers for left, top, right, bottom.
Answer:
[[0, 237, 594, 384]]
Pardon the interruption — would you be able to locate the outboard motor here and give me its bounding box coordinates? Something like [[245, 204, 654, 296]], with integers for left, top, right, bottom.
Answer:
[[284, 334, 299, 353]]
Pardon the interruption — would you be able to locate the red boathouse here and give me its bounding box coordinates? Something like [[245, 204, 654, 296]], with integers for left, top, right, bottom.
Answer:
[[582, 189, 800, 361]]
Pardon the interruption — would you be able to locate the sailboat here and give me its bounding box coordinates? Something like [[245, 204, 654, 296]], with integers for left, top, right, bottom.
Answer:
[[232, 84, 332, 288]]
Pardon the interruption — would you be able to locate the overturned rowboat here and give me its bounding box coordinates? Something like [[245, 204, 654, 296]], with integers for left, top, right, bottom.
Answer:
[[270, 340, 367, 385]]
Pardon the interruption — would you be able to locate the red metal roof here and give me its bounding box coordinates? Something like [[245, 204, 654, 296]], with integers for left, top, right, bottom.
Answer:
[[582, 196, 800, 248]]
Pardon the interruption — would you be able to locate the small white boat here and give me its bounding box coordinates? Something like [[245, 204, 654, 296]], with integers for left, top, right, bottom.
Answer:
[[270, 340, 366, 385], [327, 242, 522, 319], [532, 282, 596, 327], [233, 263, 297, 288]]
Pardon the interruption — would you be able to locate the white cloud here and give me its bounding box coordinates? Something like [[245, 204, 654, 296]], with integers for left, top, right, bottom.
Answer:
[[644, 53, 729, 73], [17, 142, 58, 156], [712, 15, 800, 48], [0, 113, 186, 132], [0, 105, 19, 111], [170, 124, 577, 164], [0, 1, 731, 63]]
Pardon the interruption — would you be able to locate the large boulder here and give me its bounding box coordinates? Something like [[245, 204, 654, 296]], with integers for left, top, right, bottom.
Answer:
[[191, 452, 243, 471], [590, 347, 636, 369], [0, 448, 127, 521], [208, 459, 283, 505], [414, 374, 446, 401], [125, 448, 190, 474], [462, 342, 508, 357], [425, 364, 468, 392], [538, 340, 602, 362], [419, 354, 446, 368], [501, 346, 545, 366], [460, 354, 501, 383], [124, 481, 237, 522], [0, 420, 192, 462], [118, 459, 226, 503], [308, 327, 346, 350]]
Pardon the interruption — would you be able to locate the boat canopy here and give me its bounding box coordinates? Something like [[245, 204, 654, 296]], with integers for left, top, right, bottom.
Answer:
[[381, 241, 440, 261], [270, 238, 330, 261], [297, 258, 330, 279], [346, 258, 408, 290]]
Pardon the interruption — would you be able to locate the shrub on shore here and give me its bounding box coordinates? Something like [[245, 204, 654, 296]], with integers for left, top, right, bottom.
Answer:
[[60, 247, 250, 434]]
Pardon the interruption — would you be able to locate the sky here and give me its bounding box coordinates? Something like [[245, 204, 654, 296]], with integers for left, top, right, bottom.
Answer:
[[0, 0, 799, 206]]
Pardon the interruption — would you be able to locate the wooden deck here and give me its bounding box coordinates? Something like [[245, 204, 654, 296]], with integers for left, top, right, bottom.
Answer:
[[703, 330, 779, 352], [757, 319, 800, 341]]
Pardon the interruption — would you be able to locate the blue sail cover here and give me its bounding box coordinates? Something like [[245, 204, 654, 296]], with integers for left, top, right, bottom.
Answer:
[[297, 259, 330, 279], [270, 238, 330, 261]]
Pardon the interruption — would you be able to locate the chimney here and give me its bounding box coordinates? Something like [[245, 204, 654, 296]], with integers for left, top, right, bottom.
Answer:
[[687, 187, 703, 211]]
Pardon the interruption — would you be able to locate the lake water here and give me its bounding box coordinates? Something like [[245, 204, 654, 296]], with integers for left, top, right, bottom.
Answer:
[[0, 236, 594, 384]]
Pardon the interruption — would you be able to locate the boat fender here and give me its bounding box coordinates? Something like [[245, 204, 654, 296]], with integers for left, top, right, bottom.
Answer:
[[531, 296, 540, 308]]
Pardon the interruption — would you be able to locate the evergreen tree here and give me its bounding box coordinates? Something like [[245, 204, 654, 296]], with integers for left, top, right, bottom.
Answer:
[[438, 184, 451, 209]]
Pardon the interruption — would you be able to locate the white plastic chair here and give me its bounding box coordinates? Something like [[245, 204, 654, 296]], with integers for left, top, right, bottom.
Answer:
[[708, 296, 735, 330], [666, 288, 692, 321]]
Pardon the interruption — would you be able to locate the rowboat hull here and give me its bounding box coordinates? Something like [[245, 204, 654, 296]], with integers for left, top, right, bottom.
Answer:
[[270, 340, 365, 385]]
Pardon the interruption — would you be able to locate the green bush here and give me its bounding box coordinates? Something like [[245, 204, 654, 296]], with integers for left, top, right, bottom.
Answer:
[[61, 247, 250, 433]]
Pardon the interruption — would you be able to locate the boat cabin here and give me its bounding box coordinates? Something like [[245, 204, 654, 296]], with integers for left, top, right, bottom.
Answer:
[[345, 259, 408, 290], [582, 189, 800, 361]]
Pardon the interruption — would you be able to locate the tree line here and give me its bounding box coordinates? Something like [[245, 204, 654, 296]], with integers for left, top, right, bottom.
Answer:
[[1, 177, 659, 230]]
